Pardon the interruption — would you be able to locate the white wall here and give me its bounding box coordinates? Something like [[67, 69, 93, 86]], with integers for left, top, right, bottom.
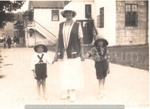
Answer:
[[25, 30, 51, 47], [33, 1, 94, 37], [94, 0, 116, 46], [34, 9, 64, 38], [35, 32, 52, 45]]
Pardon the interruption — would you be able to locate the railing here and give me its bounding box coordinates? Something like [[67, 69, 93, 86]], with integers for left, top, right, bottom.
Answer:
[[25, 19, 57, 44], [34, 20, 56, 38]]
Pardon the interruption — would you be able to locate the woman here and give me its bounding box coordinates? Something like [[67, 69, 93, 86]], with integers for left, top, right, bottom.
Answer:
[[54, 7, 84, 102]]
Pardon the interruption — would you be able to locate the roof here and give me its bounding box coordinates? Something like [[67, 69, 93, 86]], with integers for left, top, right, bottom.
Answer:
[[29, 1, 70, 9]]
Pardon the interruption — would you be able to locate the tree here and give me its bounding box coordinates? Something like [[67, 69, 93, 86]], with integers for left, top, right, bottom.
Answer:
[[0, 1, 25, 28]]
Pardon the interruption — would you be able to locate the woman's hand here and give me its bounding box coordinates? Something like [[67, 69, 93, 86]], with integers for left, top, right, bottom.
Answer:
[[81, 54, 85, 61], [53, 54, 58, 63], [85, 53, 92, 59]]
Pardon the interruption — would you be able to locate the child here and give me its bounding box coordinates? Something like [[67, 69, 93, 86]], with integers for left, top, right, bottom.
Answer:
[[85, 38, 109, 99], [31, 43, 53, 99]]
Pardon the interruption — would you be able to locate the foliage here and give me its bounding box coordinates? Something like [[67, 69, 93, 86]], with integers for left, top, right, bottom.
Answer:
[[0, 1, 25, 28]]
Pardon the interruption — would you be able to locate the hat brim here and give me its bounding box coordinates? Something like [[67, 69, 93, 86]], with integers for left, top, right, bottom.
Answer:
[[61, 10, 76, 18], [34, 44, 48, 52], [94, 38, 109, 47]]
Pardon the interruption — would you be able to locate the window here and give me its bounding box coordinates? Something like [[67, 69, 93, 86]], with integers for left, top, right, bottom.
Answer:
[[97, 7, 104, 28], [125, 4, 138, 27], [85, 4, 92, 18], [52, 10, 59, 21]]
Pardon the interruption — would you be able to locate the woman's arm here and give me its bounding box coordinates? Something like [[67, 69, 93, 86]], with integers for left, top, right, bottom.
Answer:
[[45, 53, 53, 64], [78, 23, 85, 61], [79, 38, 85, 61], [54, 39, 59, 62]]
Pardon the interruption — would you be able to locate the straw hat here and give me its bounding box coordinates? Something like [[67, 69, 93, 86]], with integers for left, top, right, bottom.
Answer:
[[61, 4, 76, 18], [94, 38, 109, 47], [34, 43, 48, 53]]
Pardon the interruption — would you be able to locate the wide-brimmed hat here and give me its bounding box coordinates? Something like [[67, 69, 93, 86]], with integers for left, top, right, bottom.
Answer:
[[61, 5, 76, 18], [34, 43, 48, 53], [94, 38, 109, 47]]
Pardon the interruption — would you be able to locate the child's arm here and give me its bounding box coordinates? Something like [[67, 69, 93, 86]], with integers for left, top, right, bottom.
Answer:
[[85, 47, 96, 59], [46, 53, 54, 64], [31, 54, 36, 78], [104, 49, 110, 61], [105, 49, 110, 74], [32, 70, 36, 78], [30, 54, 35, 71]]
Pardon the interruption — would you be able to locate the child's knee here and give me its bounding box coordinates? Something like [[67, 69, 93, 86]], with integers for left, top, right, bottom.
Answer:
[[37, 80, 41, 85], [41, 79, 46, 84]]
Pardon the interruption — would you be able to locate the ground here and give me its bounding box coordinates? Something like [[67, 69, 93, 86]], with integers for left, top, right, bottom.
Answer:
[[0, 47, 149, 109]]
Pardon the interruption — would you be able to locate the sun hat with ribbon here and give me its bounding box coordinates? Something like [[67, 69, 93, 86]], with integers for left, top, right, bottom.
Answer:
[[61, 4, 77, 18], [34, 42, 48, 53]]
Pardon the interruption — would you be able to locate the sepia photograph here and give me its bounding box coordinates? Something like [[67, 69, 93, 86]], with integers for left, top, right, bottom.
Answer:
[[0, 0, 149, 109]]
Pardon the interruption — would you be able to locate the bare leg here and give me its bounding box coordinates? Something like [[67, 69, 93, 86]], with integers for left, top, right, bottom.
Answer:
[[98, 78, 105, 98], [37, 80, 41, 99], [70, 89, 76, 102], [61, 90, 70, 100], [41, 79, 47, 99]]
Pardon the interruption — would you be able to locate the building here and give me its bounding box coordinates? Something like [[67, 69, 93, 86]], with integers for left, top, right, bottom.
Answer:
[[23, 0, 149, 69], [14, 12, 25, 46], [24, 0, 96, 47], [23, 0, 69, 47], [93, 0, 148, 70], [24, 0, 148, 46]]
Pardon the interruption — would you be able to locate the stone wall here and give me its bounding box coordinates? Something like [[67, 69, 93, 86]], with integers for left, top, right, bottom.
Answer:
[[116, 0, 148, 45], [83, 44, 149, 70], [108, 45, 149, 70]]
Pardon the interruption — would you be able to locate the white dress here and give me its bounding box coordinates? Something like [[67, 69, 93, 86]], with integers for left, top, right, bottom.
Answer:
[[59, 21, 84, 90]]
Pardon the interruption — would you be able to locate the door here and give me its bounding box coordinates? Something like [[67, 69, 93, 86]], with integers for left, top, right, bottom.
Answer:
[[77, 20, 94, 44]]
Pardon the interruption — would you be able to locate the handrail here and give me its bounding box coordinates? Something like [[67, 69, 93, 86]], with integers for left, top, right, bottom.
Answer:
[[34, 20, 56, 37]]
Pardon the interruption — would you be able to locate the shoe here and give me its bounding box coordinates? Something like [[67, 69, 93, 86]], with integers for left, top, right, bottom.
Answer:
[[70, 94, 76, 102], [97, 93, 104, 99], [61, 94, 70, 100], [43, 95, 48, 100], [36, 95, 42, 100]]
